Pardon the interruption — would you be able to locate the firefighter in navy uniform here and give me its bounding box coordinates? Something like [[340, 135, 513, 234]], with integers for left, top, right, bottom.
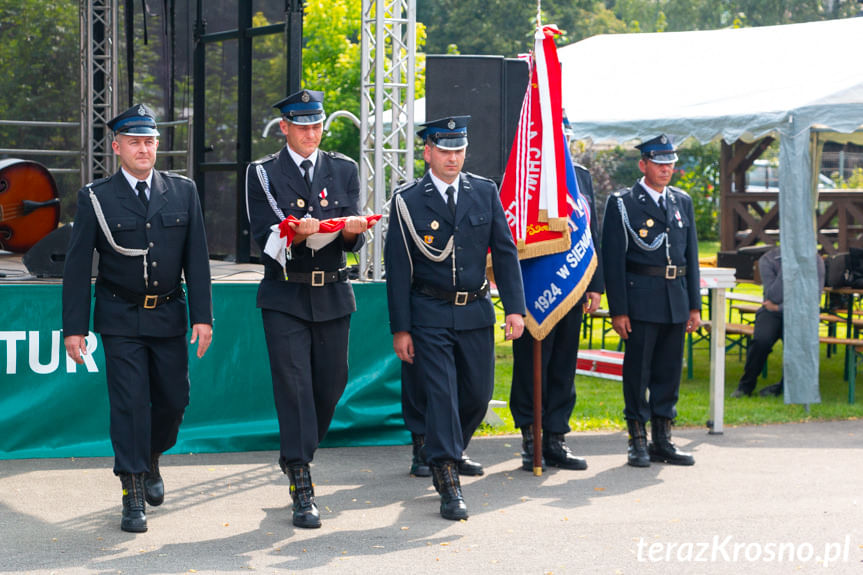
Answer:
[[385, 116, 526, 521], [245, 89, 369, 529], [601, 134, 701, 468], [510, 163, 604, 471], [62, 104, 213, 533]]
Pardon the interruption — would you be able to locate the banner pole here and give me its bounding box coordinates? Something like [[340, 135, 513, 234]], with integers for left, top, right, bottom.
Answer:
[[532, 338, 543, 476]]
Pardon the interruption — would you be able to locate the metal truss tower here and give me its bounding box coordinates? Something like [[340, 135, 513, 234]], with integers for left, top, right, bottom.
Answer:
[[80, 0, 119, 185], [360, 0, 416, 280]]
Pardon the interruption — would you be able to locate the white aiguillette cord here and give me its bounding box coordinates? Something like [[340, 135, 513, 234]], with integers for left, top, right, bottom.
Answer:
[[394, 193, 456, 285], [89, 189, 150, 285]]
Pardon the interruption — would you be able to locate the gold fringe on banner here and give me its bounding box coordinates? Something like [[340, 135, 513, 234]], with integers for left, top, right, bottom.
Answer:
[[517, 234, 571, 259], [524, 255, 597, 341]]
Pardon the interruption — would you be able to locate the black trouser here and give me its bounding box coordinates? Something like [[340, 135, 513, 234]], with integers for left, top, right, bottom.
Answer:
[[407, 325, 494, 465], [401, 362, 425, 435], [101, 334, 189, 475], [621, 320, 686, 423], [261, 309, 350, 466], [737, 308, 783, 394], [510, 305, 583, 433]]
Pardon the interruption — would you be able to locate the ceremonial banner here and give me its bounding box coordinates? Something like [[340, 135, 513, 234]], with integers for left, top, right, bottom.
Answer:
[[500, 25, 571, 259], [520, 137, 597, 340]]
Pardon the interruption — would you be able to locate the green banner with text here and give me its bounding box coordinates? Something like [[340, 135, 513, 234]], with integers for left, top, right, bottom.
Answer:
[[0, 282, 407, 459]]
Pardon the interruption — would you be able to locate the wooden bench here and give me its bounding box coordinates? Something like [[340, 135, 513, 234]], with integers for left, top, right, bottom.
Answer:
[[719, 323, 862, 403]]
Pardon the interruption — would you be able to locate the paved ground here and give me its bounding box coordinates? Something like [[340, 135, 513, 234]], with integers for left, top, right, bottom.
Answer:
[[2, 420, 862, 575]]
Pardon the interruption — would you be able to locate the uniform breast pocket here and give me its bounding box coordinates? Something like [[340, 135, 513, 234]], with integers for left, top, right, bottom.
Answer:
[[106, 217, 137, 235], [469, 211, 492, 240], [161, 212, 189, 228]]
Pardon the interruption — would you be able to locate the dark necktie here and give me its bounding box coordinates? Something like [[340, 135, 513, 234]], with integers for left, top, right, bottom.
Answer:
[[136, 181, 149, 208], [446, 186, 456, 217], [300, 159, 313, 192], [658, 195, 665, 212]]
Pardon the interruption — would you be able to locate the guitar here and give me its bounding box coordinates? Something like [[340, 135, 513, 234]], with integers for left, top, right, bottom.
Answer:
[[0, 159, 61, 253]]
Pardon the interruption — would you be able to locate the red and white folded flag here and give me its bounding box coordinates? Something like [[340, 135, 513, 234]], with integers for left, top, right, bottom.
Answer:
[[264, 214, 382, 269]]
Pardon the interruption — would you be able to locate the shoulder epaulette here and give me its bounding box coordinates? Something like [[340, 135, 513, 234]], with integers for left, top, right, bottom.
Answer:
[[392, 177, 421, 196], [464, 171, 494, 184], [613, 187, 630, 198], [161, 171, 193, 182], [325, 150, 357, 165], [668, 185, 690, 198], [85, 176, 111, 190], [251, 152, 278, 166]]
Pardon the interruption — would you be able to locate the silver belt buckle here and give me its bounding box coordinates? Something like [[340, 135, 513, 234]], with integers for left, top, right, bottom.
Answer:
[[311, 271, 325, 287], [665, 265, 678, 280], [454, 291, 469, 306]]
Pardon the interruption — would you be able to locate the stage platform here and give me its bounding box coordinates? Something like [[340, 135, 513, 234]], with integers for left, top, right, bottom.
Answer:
[[0, 251, 407, 460]]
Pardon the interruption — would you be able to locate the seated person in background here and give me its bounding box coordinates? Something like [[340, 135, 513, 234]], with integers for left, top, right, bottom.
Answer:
[[730, 246, 825, 398]]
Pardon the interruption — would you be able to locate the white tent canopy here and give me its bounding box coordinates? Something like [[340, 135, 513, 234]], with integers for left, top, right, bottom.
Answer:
[[557, 18, 863, 404]]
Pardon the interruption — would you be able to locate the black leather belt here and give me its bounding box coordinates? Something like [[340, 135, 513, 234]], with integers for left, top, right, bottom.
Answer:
[[413, 281, 489, 306], [99, 279, 183, 309], [626, 262, 687, 279], [265, 268, 348, 286]]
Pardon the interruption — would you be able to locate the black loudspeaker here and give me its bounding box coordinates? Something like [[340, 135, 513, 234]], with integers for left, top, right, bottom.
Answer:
[[23, 225, 72, 278], [426, 55, 529, 183]]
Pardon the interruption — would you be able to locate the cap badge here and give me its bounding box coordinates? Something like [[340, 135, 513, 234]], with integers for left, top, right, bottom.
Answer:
[[447, 119, 455, 129], [660, 135, 667, 144], [301, 91, 310, 103], [137, 105, 146, 116]]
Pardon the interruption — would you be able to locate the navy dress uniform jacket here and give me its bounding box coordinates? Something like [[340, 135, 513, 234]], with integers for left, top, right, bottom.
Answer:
[[385, 172, 525, 332], [246, 147, 364, 320], [601, 181, 701, 422], [62, 169, 212, 475], [385, 171, 525, 464], [63, 170, 213, 337], [245, 146, 363, 466], [601, 182, 701, 324]]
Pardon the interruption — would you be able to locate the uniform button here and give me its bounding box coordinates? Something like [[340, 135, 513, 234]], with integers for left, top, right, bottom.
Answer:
[[146, 223, 152, 229], [309, 207, 314, 213], [149, 242, 154, 248], [457, 246, 463, 251], [153, 280, 159, 287], [116, 223, 121, 229], [152, 261, 158, 268], [459, 267, 464, 271], [176, 218, 181, 223], [454, 227, 459, 232], [334, 200, 339, 205]]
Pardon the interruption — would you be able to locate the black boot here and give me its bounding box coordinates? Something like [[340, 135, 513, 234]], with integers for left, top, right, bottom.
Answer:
[[409, 433, 431, 477], [119, 473, 147, 533], [144, 452, 164, 506], [283, 462, 322, 528], [543, 432, 587, 470], [430, 461, 468, 521], [520, 427, 545, 471], [648, 417, 695, 466], [457, 453, 484, 476], [626, 420, 650, 468]]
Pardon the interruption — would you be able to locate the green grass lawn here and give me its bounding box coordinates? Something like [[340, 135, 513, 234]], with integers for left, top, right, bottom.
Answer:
[[479, 241, 863, 436]]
